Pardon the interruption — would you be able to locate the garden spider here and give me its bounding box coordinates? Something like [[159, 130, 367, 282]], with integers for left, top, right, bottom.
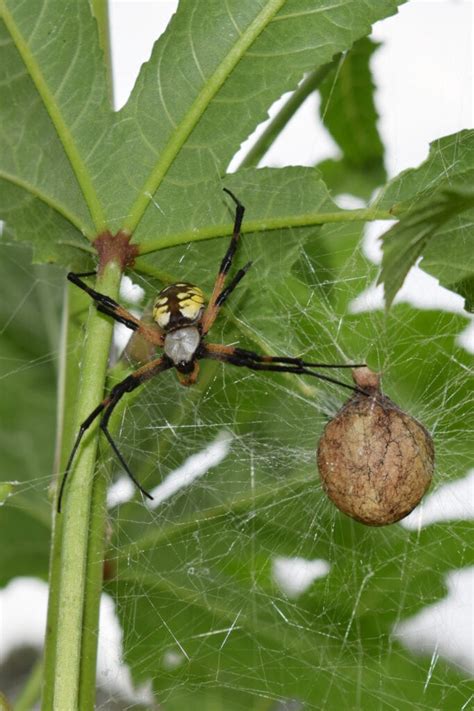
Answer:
[[57, 189, 365, 512]]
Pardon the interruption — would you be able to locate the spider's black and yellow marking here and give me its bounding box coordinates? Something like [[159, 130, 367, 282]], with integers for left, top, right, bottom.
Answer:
[[153, 283, 205, 330], [57, 188, 366, 513]]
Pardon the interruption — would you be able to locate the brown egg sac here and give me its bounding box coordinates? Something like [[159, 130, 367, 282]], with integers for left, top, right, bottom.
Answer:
[[317, 368, 434, 526]]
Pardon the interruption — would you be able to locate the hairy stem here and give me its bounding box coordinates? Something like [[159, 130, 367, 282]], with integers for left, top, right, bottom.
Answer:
[[43, 263, 121, 711]]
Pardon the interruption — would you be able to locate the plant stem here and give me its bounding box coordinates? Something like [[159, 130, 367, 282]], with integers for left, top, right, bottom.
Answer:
[[77, 467, 108, 710], [236, 58, 339, 170], [12, 658, 43, 711], [136, 206, 393, 256], [42, 262, 121, 711], [90, 0, 114, 108], [43, 278, 82, 711]]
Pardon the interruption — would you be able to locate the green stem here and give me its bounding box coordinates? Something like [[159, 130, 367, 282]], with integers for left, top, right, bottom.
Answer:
[[136, 206, 393, 256], [236, 58, 339, 170], [90, 0, 114, 108], [42, 280, 77, 711], [78, 465, 108, 710], [42, 262, 122, 711], [12, 658, 43, 711]]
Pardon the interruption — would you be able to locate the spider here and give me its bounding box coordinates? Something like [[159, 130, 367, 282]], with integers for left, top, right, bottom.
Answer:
[[57, 189, 365, 512]]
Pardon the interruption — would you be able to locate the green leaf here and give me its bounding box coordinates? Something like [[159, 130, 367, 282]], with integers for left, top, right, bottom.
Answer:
[[317, 155, 386, 200], [4, 2, 471, 708], [316, 37, 386, 200], [135, 167, 341, 282], [237, 60, 338, 171], [319, 37, 385, 175], [105, 297, 472, 707], [111, 0, 404, 238], [0, 242, 58, 584], [1, 0, 403, 264], [379, 183, 474, 307], [420, 227, 474, 314], [0, 482, 15, 504], [344, 306, 474, 473], [0, 1, 111, 234], [377, 130, 474, 308]]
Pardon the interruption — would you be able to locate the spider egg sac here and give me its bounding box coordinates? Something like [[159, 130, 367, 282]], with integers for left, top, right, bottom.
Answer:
[[317, 367, 434, 526]]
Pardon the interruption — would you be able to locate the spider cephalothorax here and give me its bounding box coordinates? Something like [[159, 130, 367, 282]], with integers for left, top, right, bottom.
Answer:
[[57, 189, 365, 512]]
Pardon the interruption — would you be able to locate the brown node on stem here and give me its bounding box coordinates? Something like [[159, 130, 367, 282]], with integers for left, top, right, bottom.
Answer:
[[317, 367, 434, 526], [93, 229, 138, 273]]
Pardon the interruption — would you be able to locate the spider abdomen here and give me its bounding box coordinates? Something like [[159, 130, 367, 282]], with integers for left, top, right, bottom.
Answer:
[[153, 282, 205, 330]]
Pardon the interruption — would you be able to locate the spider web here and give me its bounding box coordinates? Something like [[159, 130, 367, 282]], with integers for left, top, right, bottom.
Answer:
[[1, 2, 473, 710], [93, 3, 474, 703], [1, 218, 472, 710], [93, 216, 473, 709]]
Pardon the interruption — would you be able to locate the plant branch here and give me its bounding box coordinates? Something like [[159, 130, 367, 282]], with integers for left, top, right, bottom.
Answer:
[[43, 279, 80, 711], [236, 58, 340, 170], [77, 467, 108, 709], [13, 658, 43, 711], [90, 0, 115, 108], [136, 206, 393, 256]]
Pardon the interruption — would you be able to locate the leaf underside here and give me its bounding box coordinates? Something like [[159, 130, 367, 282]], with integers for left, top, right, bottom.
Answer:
[[1, 1, 473, 708], [377, 130, 474, 310]]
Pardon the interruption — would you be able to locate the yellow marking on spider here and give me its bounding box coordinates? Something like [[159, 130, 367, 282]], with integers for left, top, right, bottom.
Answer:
[[178, 300, 203, 320], [153, 303, 171, 328], [177, 286, 204, 299]]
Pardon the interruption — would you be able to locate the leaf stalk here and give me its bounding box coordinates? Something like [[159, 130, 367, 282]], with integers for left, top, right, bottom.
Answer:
[[136, 206, 394, 256]]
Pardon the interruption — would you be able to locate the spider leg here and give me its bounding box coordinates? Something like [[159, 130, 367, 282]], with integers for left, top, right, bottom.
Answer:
[[201, 189, 246, 334], [205, 343, 366, 369], [201, 343, 366, 394], [68, 272, 163, 345], [215, 261, 253, 307], [57, 356, 172, 513], [57, 401, 107, 512]]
